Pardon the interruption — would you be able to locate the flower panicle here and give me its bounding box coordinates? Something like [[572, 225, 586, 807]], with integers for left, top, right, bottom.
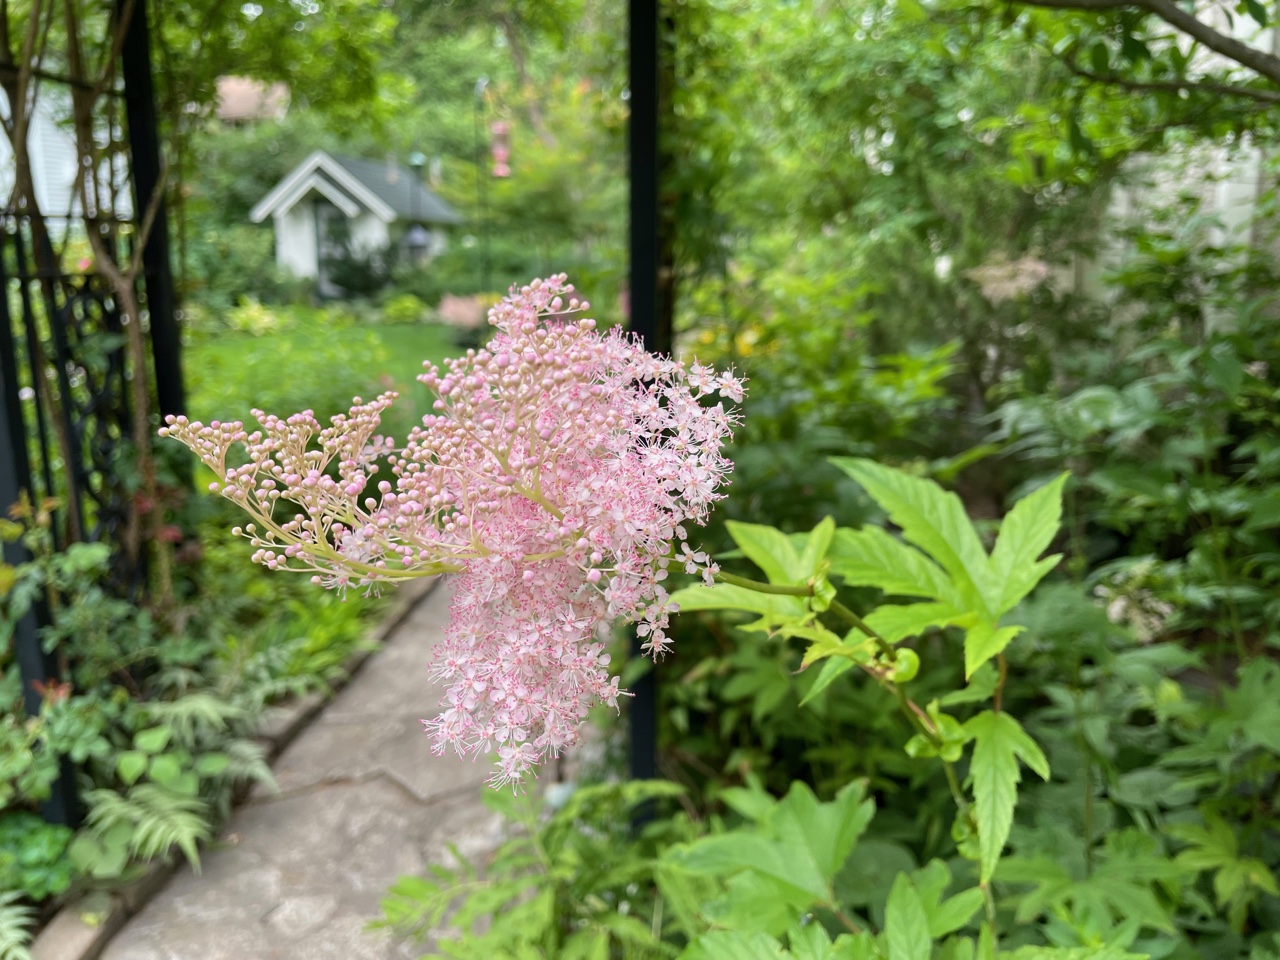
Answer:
[[162, 273, 745, 787]]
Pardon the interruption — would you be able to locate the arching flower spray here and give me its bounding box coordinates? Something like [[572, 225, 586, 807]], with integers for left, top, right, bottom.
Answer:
[[163, 275, 744, 785]]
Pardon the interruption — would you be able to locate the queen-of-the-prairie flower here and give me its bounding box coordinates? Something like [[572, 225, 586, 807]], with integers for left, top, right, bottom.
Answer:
[[162, 275, 744, 786]]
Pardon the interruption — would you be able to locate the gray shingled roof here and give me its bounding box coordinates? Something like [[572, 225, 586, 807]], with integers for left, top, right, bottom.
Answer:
[[331, 155, 463, 225]]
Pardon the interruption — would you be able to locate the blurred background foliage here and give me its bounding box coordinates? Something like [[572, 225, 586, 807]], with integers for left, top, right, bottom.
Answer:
[[5, 0, 1280, 955]]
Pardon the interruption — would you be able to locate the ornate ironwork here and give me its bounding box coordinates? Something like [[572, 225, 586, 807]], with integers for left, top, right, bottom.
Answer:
[[0, 0, 182, 825], [0, 222, 140, 577]]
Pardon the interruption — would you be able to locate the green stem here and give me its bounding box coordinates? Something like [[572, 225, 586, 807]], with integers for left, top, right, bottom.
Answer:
[[713, 569, 963, 788], [713, 570, 812, 596], [710, 570, 976, 862]]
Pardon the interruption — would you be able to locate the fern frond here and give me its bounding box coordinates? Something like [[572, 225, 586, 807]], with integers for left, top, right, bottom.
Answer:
[[142, 693, 247, 745], [83, 784, 212, 870], [223, 738, 274, 789], [0, 892, 34, 960]]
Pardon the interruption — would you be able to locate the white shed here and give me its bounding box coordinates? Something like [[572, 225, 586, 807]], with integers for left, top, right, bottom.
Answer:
[[249, 150, 462, 294]]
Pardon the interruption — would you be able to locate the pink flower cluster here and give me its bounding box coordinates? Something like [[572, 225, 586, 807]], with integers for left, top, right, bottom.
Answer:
[[162, 275, 744, 785]]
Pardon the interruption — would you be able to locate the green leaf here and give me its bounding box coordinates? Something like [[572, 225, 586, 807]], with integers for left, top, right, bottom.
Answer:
[[195, 753, 230, 777], [798, 517, 837, 583], [910, 859, 984, 937], [831, 458, 991, 613], [799, 657, 855, 706], [117, 751, 148, 786], [672, 782, 875, 908], [965, 711, 1050, 883], [772, 780, 876, 883], [963, 623, 1023, 679], [681, 931, 788, 960], [865, 602, 971, 645], [885, 873, 932, 960], [148, 754, 184, 788], [986, 474, 1067, 615], [1205, 341, 1243, 397], [727, 521, 804, 584], [134, 726, 172, 754], [930, 887, 984, 937], [829, 526, 962, 605], [675, 834, 829, 903], [668, 583, 807, 630], [1004, 949, 1147, 960], [940, 663, 999, 706]]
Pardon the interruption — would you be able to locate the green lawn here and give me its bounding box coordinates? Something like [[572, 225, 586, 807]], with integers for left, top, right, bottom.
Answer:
[[186, 321, 461, 440]]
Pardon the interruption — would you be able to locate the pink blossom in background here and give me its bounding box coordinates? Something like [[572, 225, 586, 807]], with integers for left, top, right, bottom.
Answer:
[[162, 275, 744, 786]]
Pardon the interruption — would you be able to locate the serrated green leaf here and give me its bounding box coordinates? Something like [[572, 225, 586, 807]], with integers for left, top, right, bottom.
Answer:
[[726, 522, 804, 584], [799, 657, 855, 706], [561, 927, 609, 960], [682, 931, 788, 960], [829, 526, 962, 605], [788, 923, 835, 960], [865, 602, 971, 645], [930, 887, 984, 937], [668, 583, 807, 630], [772, 781, 876, 883], [940, 663, 999, 706], [963, 623, 1023, 679], [720, 785, 777, 823], [675, 834, 829, 903], [965, 712, 1050, 883], [704, 870, 813, 935], [831, 458, 991, 613], [672, 782, 875, 911], [987, 474, 1067, 615], [885, 873, 932, 960], [799, 517, 837, 580]]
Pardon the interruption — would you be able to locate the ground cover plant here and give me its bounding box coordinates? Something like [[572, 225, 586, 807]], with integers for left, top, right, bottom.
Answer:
[[0, 315, 399, 957], [0, 496, 386, 956]]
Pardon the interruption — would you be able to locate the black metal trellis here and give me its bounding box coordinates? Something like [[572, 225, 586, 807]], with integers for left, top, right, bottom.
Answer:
[[0, 0, 182, 826], [628, 0, 664, 792]]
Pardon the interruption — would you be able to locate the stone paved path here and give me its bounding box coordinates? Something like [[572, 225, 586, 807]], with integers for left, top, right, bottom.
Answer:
[[100, 580, 505, 960]]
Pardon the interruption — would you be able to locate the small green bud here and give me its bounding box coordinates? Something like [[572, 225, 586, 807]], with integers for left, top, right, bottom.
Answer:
[[892, 648, 920, 683]]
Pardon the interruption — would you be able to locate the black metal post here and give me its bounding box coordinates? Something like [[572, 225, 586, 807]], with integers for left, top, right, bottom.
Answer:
[[120, 0, 185, 419], [0, 298, 80, 826], [628, 0, 663, 797]]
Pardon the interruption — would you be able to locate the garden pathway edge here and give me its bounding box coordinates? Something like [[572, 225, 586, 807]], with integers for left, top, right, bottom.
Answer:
[[42, 577, 505, 960]]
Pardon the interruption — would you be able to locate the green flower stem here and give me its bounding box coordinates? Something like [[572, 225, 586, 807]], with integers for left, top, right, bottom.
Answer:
[[709, 568, 994, 939], [711, 570, 969, 814], [712, 570, 812, 595]]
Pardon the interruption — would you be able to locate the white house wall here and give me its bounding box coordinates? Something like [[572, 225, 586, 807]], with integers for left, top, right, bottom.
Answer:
[[275, 202, 317, 278], [349, 212, 389, 257], [0, 89, 132, 223]]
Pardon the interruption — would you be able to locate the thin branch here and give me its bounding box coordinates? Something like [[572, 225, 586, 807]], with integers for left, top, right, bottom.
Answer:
[[127, 155, 167, 280], [1011, 0, 1280, 88], [1063, 54, 1280, 103], [1012, 0, 1130, 9], [91, 0, 135, 105], [1140, 0, 1280, 88]]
